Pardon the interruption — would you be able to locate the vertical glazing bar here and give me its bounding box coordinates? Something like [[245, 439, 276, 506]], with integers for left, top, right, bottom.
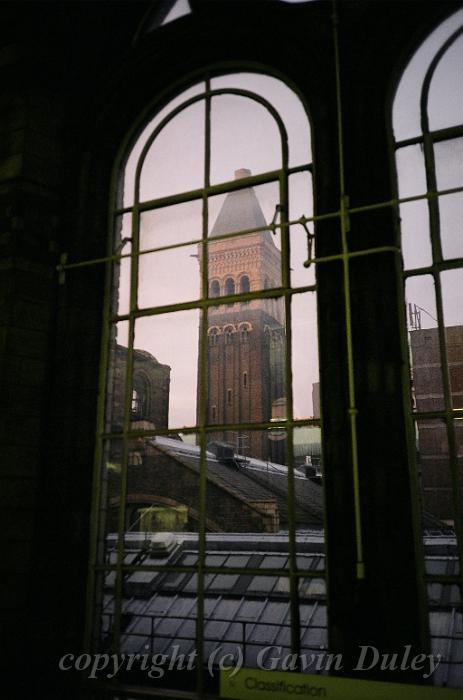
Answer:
[[84, 200, 118, 650], [280, 163, 301, 657], [113, 181, 141, 653], [421, 91, 463, 595], [196, 80, 211, 698], [332, 0, 365, 579], [433, 272, 463, 586]]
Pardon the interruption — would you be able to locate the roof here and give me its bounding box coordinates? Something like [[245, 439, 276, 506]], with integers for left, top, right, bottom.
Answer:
[[102, 532, 463, 688], [152, 436, 324, 527], [209, 186, 273, 240]]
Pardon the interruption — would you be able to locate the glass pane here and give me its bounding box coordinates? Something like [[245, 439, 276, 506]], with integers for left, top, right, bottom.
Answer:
[[417, 419, 460, 526], [134, 310, 200, 429], [434, 137, 463, 191], [105, 321, 130, 433], [210, 95, 281, 185], [139, 100, 205, 202], [211, 72, 312, 167], [290, 171, 316, 288], [439, 193, 463, 260], [139, 199, 203, 251], [428, 33, 463, 131], [292, 292, 319, 420], [441, 269, 463, 408], [293, 426, 324, 540], [399, 199, 432, 271], [406, 276, 445, 412], [138, 244, 201, 309], [299, 576, 326, 600], [98, 439, 122, 567], [300, 601, 328, 655], [206, 300, 286, 430], [204, 428, 287, 537], [95, 587, 115, 653], [122, 81, 206, 208], [396, 145, 427, 199], [113, 214, 132, 317], [124, 432, 200, 540]]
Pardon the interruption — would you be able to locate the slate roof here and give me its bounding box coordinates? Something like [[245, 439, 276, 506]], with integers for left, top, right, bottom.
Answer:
[[102, 532, 463, 689], [209, 186, 273, 240], [152, 437, 324, 527]]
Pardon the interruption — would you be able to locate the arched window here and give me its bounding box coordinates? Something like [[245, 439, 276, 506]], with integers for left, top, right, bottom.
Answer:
[[93, 66, 323, 695], [240, 275, 250, 293], [393, 6, 463, 529], [208, 327, 220, 345], [224, 277, 235, 296], [393, 8, 463, 685], [209, 279, 220, 298]]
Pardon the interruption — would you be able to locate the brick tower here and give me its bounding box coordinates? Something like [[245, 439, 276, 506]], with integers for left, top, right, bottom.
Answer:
[[199, 169, 286, 461]]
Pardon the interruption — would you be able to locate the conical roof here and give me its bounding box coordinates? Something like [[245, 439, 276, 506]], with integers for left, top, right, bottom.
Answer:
[[209, 169, 271, 239]]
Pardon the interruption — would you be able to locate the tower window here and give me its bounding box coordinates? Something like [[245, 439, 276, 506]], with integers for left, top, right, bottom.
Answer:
[[225, 277, 235, 296], [243, 372, 248, 388], [210, 280, 220, 298], [240, 275, 250, 294], [224, 326, 234, 343], [227, 389, 232, 405]]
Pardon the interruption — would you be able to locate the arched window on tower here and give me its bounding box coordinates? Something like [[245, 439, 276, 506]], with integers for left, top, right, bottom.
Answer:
[[224, 277, 235, 296], [210, 280, 220, 298], [240, 275, 250, 293]]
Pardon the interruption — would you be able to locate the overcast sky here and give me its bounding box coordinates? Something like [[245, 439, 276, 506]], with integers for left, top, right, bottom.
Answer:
[[116, 7, 463, 430]]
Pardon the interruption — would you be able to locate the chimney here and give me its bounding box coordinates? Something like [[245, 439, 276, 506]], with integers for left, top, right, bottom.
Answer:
[[234, 168, 252, 180]]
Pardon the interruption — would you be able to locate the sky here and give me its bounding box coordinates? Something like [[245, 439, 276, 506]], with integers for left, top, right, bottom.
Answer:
[[115, 7, 463, 430]]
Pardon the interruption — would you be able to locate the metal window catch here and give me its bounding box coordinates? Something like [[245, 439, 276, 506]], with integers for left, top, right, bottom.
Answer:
[[301, 217, 315, 268]]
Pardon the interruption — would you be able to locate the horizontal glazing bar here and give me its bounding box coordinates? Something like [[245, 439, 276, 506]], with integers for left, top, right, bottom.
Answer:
[[101, 417, 321, 442], [131, 163, 312, 213], [395, 122, 463, 149], [57, 186, 463, 275], [100, 416, 321, 441], [306, 245, 400, 269], [405, 257, 463, 278], [424, 575, 461, 584], [110, 284, 318, 321], [413, 409, 463, 420]]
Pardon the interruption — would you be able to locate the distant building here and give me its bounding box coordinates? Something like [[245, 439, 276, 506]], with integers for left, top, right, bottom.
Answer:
[[109, 344, 171, 432], [409, 325, 463, 521], [198, 169, 286, 461]]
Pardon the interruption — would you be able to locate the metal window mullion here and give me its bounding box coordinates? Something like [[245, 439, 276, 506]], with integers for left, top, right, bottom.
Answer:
[[432, 273, 463, 595], [195, 78, 212, 699], [112, 200, 141, 654], [332, 0, 364, 581], [84, 205, 120, 652], [421, 51, 463, 596], [422, 133, 444, 264], [279, 160, 301, 663]]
